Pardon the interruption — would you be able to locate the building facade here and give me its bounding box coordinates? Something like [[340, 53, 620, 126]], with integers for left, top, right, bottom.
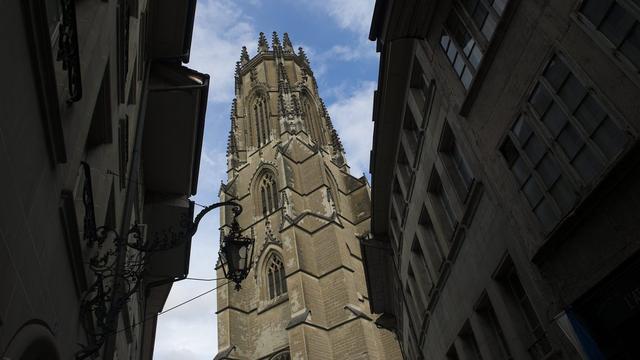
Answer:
[[1, 0, 207, 359], [214, 32, 402, 360], [363, 0, 640, 359]]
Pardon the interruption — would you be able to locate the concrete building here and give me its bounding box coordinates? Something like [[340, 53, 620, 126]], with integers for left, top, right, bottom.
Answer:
[[1, 0, 207, 359], [362, 0, 640, 359], [214, 32, 402, 360]]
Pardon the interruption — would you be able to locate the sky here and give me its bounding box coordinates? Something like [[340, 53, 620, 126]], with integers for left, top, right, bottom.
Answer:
[[153, 0, 379, 358]]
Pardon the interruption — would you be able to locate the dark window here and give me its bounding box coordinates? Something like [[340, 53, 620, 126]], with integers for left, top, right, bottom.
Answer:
[[87, 66, 113, 148], [267, 253, 287, 299], [417, 206, 446, 276], [428, 170, 456, 238], [118, 117, 129, 189], [581, 0, 640, 70], [411, 237, 434, 297], [476, 294, 513, 360], [409, 60, 431, 116], [397, 145, 413, 196], [501, 55, 629, 231], [260, 173, 278, 216], [255, 96, 270, 147], [440, 123, 474, 198], [504, 266, 552, 359]]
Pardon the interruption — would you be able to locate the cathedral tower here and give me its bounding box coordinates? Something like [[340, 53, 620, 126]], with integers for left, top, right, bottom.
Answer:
[[215, 33, 401, 359]]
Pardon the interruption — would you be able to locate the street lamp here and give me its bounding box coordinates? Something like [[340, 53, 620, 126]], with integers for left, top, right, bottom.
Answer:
[[189, 201, 255, 289]]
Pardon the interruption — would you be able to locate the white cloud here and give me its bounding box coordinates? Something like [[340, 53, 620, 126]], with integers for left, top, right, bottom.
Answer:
[[311, 0, 375, 34], [189, 0, 257, 104], [326, 81, 377, 177]]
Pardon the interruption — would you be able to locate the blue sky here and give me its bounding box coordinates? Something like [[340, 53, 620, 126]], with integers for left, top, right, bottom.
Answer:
[[154, 1, 379, 358]]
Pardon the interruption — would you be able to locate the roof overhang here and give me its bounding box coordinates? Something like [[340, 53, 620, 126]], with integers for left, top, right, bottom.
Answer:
[[360, 234, 396, 317], [143, 63, 208, 196], [147, 0, 197, 62]]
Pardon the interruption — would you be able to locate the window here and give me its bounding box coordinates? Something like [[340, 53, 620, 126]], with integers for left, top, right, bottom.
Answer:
[[502, 265, 552, 359], [260, 172, 278, 216], [440, 13, 482, 89], [410, 239, 433, 314], [397, 145, 413, 196], [118, 117, 129, 189], [502, 55, 629, 231], [302, 96, 326, 145], [580, 0, 640, 70], [254, 96, 270, 147], [417, 206, 446, 277], [476, 294, 513, 360], [440, 123, 474, 198], [266, 253, 287, 299], [428, 169, 457, 238], [409, 59, 431, 116], [87, 66, 113, 148], [459, 322, 484, 360], [270, 352, 291, 360], [461, 0, 508, 40], [440, 0, 510, 89]]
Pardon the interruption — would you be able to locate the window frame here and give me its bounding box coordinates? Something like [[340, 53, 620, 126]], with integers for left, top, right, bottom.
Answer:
[[265, 252, 287, 300], [500, 52, 631, 233], [576, 0, 640, 77]]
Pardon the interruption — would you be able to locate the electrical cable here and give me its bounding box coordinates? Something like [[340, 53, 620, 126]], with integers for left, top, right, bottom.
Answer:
[[108, 280, 230, 336]]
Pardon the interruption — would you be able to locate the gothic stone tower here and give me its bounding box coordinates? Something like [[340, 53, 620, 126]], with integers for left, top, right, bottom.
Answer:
[[215, 32, 401, 360]]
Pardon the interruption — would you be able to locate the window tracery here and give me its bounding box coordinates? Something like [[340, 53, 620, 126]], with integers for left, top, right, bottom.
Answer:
[[260, 172, 278, 216], [266, 253, 287, 299], [254, 96, 270, 147]]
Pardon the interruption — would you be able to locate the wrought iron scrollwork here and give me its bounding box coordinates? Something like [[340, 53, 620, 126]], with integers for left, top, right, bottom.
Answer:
[[57, 0, 82, 103], [76, 162, 243, 359]]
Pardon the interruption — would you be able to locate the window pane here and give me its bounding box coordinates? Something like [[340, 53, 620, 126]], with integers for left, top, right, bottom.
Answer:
[[501, 138, 519, 165], [558, 75, 587, 112], [599, 4, 635, 47], [472, 5, 489, 30], [550, 177, 576, 214], [529, 84, 553, 116], [543, 57, 570, 91], [441, 34, 451, 51], [494, 0, 508, 14], [558, 124, 584, 160], [572, 146, 603, 182], [469, 46, 483, 68], [45, 0, 62, 35], [542, 103, 569, 138], [524, 135, 546, 166], [513, 157, 529, 185], [461, 68, 473, 89], [534, 197, 558, 232], [522, 177, 543, 207], [454, 54, 466, 75], [463, 38, 476, 56], [620, 24, 640, 70], [447, 44, 458, 63], [482, 14, 498, 39], [575, 95, 606, 134], [512, 116, 533, 144], [536, 153, 561, 187], [581, 0, 614, 27], [593, 119, 626, 159]]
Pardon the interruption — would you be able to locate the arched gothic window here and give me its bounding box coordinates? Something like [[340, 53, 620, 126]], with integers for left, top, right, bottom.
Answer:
[[266, 253, 287, 299], [260, 172, 278, 216], [301, 96, 326, 145], [270, 352, 291, 360], [254, 96, 270, 147]]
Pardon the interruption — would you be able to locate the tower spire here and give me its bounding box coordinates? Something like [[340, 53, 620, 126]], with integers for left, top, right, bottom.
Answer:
[[240, 46, 250, 64], [283, 32, 294, 53], [298, 47, 310, 67], [271, 31, 281, 51], [257, 32, 269, 53]]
